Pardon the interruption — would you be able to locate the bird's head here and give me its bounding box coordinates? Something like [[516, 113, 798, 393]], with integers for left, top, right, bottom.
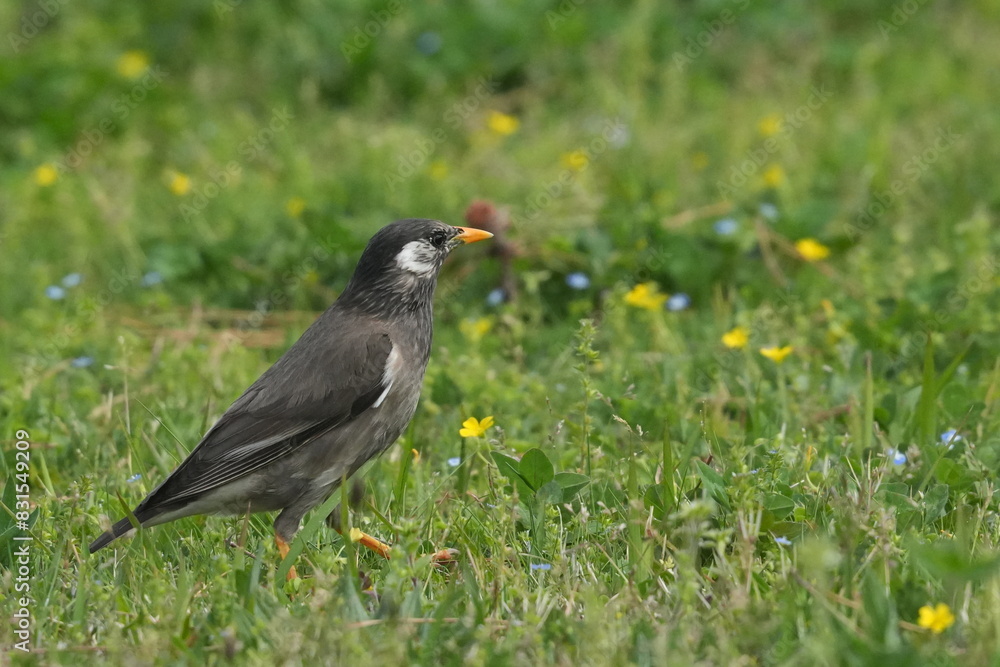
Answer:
[[340, 219, 492, 312]]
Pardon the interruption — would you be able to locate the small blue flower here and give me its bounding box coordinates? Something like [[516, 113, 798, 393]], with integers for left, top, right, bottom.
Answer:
[[127, 473, 142, 483], [61, 272, 83, 288], [774, 536, 792, 546], [887, 448, 907, 465], [415, 31, 442, 55], [486, 288, 506, 306], [45, 285, 66, 300], [565, 272, 590, 290], [666, 293, 690, 311], [940, 429, 961, 445], [447, 457, 461, 467], [71, 356, 94, 368], [141, 271, 163, 287], [713, 218, 738, 236], [759, 202, 779, 220], [529, 562, 552, 571]]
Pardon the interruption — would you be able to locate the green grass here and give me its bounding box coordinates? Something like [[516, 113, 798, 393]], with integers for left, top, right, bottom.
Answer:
[[3, 1, 1000, 664]]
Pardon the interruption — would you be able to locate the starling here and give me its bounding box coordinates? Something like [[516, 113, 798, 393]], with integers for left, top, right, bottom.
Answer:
[[90, 219, 492, 570]]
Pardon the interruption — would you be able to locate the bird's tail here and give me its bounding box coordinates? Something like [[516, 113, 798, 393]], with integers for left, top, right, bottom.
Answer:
[[89, 515, 141, 553]]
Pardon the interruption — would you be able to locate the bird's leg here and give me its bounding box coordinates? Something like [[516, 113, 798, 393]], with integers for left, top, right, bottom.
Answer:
[[274, 534, 298, 580]]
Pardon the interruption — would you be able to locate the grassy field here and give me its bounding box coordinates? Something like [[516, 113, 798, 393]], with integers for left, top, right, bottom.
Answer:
[[3, 1, 1000, 664]]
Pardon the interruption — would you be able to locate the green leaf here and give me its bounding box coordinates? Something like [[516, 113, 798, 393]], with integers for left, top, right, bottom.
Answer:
[[934, 459, 976, 490], [763, 493, 794, 517], [519, 448, 554, 491], [860, 571, 899, 646], [695, 460, 731, 511], [554, 472, 590, 500], [535, 480, 563, 505], [491, 452, 534, 498], [430, 370, 463, 406], [909, 538, 1000, 583], [643, 484, 666, 519], [922, 484, 950, 524], [491, 452, 522, 481]]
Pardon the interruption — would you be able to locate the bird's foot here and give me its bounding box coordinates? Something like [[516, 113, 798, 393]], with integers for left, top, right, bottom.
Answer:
[[429, 548, 460, 566], [275, 535, 298, 580], [353, 530, 393, 559], [347, 529, 458, 566]]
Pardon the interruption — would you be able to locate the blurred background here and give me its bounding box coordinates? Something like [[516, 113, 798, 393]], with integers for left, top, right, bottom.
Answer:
[[5, 1, 996, 323]]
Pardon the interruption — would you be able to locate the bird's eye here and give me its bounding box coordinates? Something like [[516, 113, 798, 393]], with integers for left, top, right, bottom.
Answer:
[[429, 230, 448, 248]]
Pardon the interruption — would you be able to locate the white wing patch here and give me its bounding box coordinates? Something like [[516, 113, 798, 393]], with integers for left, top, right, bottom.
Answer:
[[372, 381, 393, 408], [373, 345, 403, 409], [395, 240, 438, 276]]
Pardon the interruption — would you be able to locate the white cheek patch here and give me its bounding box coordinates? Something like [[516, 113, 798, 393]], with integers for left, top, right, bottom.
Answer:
[[395, 240, 438, 276]]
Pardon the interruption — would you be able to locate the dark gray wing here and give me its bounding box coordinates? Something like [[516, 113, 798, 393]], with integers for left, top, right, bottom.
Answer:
[[137, 311, 393, 513]]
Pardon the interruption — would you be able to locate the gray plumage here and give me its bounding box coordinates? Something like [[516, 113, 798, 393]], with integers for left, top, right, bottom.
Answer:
[[89, 219, 491, 553]]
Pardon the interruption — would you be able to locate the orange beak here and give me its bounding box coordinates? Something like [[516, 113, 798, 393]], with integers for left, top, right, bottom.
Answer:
[[454, 226, 494, 244]]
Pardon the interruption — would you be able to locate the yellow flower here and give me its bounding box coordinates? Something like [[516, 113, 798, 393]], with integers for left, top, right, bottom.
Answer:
[[795, 238, 830, 262], [759, 345, 794, 363], [690, 152, 710, 170], [624, 282, 667, 310], [917, 603, 955, 634], [722, 326, 749, 349], [487, 111, 519, 136], [804, 445, 816, 468], [758, 113, 783, 137], [348, 527, 364, 542], [762, 164, 785, 187], [411, 448, 421, 463], [428, 160, 449, 180], [167, 170, 191, 196], [459, 317, 492, 342], [285, 197, 306, 218], [460, 416, 494, 438], [116, 50, 150, 79], [33, 163, 58, 186], [561, 150, 589, 172]]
